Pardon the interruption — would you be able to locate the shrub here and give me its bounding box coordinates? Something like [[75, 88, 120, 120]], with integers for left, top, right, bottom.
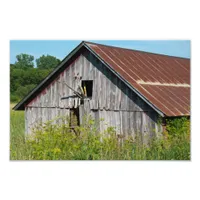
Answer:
[[10, 94, 20, 103], [15, 84, 35, 99], [10, 113, 190, 160], [165, 117, 190, 137]]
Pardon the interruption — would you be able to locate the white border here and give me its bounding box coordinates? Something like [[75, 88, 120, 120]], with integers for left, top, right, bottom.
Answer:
[[0, 1, 199, 200]]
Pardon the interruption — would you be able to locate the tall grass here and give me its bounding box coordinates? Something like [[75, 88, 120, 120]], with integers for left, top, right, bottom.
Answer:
[[10, 109, 190, 160], [10, 109, 27, 159]]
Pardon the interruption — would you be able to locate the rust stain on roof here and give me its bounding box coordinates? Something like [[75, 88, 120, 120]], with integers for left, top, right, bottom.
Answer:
[[85, 42, 190, 117]]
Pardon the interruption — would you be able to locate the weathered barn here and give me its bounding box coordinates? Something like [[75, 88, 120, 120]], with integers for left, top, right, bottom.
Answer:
[[13, 41, 190, 138]]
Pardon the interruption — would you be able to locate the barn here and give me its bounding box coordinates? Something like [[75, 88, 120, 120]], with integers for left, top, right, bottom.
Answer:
[[13, 41, 190, 138]]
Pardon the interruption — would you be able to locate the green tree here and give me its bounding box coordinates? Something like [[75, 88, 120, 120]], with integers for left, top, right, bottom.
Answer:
[[36, 55, 60, 69], [15, 84, 36, 99], [10, 68, 25, 93], [10, 67, 52, 102], [14, 54, 34, 69]]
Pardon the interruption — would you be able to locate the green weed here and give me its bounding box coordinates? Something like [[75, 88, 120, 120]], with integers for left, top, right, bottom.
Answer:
[[10, 110, 190, 160]]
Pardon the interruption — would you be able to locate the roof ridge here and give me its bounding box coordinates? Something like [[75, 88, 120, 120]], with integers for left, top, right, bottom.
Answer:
[[84, 40, 190, 60]]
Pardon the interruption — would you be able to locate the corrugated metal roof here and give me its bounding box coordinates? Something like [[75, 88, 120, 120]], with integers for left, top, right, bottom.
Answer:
[[85, 42, 190, 116]]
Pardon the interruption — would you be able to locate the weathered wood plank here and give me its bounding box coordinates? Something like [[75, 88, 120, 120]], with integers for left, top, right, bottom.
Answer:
[[79, 105, 84, 125], [114, 111, 120, 135], [105, 68, 111, 110], [88, 52, 94, 80], [110, 74, 116, 110], [129, 111, 135, 137], [120, 82, 126, 110], [92, 63, 98, 109], [97, 62, 103, 109]]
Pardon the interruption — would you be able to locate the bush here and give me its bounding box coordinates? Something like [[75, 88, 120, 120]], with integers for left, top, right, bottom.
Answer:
[[10, 67, 52, 103], [10, 94, 20, 103], [10, 114, 190, 160], [165, 117, 190, 137], [15, 84, 35, 100]]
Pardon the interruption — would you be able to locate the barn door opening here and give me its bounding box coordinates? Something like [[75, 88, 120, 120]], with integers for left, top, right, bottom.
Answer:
[[69, 108, 80, 128]]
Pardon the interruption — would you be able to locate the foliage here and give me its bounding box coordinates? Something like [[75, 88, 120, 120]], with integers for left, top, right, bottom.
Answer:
[[10, 53, 60, 102], [165, 117, 190, 137], [10, 94, 20, 103], [15, 84, 36, 99], [10, 110, 190, 160], [10, 67, 52, 102], [36, 55, 61, 69], [14, 53, 34, 69], [10, 109, 26, 159]]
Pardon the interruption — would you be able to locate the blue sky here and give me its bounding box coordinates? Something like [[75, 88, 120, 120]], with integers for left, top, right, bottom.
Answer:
[[10, 40, 190, 66]]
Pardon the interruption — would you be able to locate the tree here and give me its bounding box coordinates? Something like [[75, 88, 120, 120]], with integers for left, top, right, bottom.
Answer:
[[10, 53, 59, 103], [10, 67, 51, 102], [10, 68, 25, 93], [14, 54, 34, 69], [36, 55, 61, 69], [15, 84, 36, 99]]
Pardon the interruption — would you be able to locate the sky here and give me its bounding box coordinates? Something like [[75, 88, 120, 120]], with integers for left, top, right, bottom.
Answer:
[[10, 40, 190, 66]]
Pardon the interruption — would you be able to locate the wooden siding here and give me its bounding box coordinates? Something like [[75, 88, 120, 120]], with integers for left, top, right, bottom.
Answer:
[[25, 106, 160, 139], [27, 52, 153, 112], [25, 51, 162, 136], [25, 107, 70, 135]]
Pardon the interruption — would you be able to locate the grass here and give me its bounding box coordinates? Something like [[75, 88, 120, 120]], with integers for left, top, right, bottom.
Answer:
[[10, 105, 190, 160]]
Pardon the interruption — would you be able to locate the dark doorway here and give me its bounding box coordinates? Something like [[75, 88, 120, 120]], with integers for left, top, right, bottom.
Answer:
[[69, 108, 80, 128]]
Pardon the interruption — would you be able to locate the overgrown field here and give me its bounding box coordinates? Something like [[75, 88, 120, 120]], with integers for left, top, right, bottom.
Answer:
[[10, 106, 190, 160]]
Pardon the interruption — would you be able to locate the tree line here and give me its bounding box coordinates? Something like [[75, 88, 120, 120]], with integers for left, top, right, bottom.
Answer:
[[10, 53, 61, 102]]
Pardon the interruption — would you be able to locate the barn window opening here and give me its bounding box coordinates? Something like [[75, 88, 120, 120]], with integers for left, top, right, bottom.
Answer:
[[81, 80, 93, 98]]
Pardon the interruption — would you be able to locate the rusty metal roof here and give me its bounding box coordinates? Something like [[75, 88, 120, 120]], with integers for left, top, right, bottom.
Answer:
[[85, 42, 190, 117]]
